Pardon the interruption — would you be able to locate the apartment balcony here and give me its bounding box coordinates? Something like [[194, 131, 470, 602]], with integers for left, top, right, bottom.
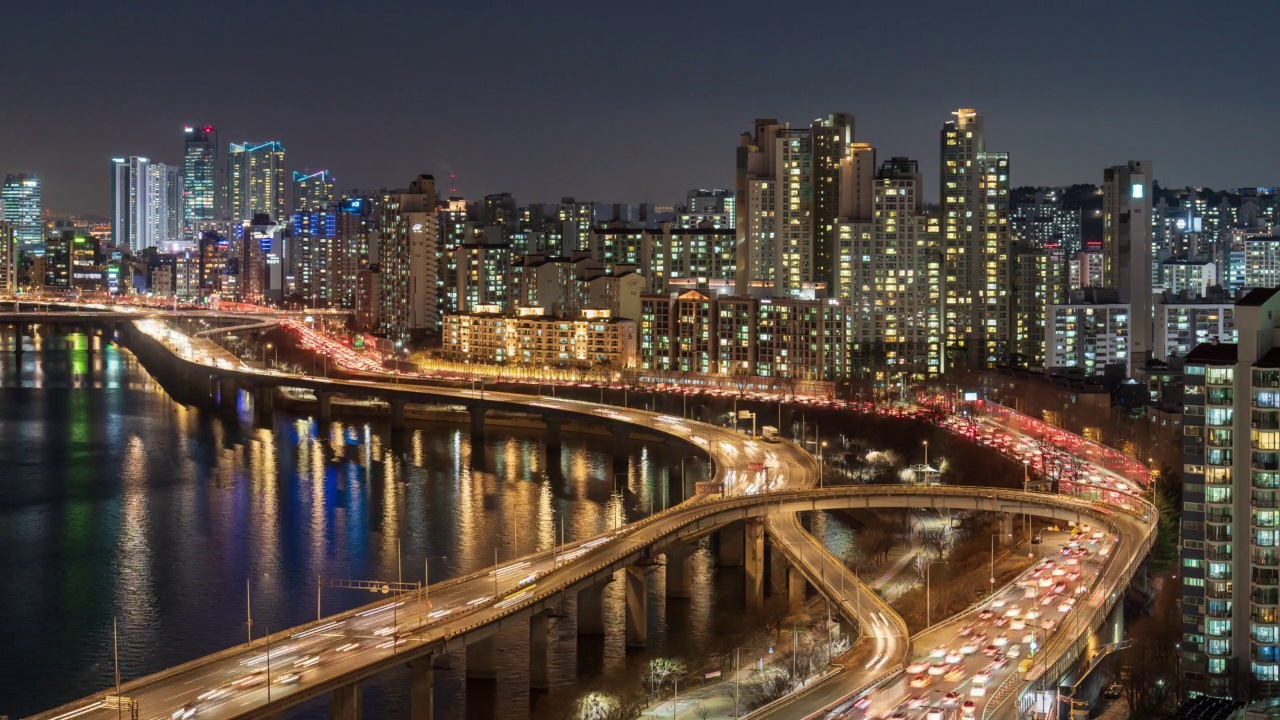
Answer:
[[1209, 585, 1235, 600], [1206, 527, 1234, 543], [1254, 551, 1280, 568], [1206, 605, 1232, 619], [1255, 570, 1280, 587], [1207, 549, 1234, 562], [1255, 493, 1280, 510], [1255, 608, 1279, 624], [1252, 589, 1279, 605], [1255, 457, 1280, 472], [1253, 645, 1280, 663], [1255, 411, 1280, 430], [1208, 642, 1234, 658], [1206, 510, 1234, 525]]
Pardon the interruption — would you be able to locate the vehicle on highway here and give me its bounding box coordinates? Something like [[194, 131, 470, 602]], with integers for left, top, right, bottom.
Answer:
[[963, 700, 977, 716], [945, 666, 966, 682], [910, 674, 932, 688]]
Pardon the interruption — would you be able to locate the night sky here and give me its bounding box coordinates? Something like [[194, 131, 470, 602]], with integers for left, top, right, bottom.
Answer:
[[3, 0, 1277, 215]]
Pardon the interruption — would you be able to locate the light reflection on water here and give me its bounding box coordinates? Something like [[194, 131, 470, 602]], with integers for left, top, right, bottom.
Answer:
[[0, 329, 740, 719]]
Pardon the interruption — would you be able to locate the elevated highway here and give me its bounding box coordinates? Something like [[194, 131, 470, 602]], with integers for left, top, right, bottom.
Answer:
[[24, 315, 1158, 720]]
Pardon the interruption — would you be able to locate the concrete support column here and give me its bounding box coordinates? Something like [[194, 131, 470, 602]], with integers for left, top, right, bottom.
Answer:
[[530, 610, 551, 689], [1001, 514, 1014, 540], [220, 378, 239, 412], [788, 567, 807, 611], [409, 657, 434, 720], [610, 424, 629, 459], [744, 519, 766, 610], [470, 407, 487, 445], [664, 545, 694, 599], [316, 391, 333, 422], [770, 542, 789, 597], [466, 635, 497, 680], [255, 387, 275, 419], [624, 565, 648, 648], [718, 521, 744, 567], [578, 584, 605, 635], [544, 416, 562, 454], [389, 399, 407, 429], [329, 682, 362, 720]]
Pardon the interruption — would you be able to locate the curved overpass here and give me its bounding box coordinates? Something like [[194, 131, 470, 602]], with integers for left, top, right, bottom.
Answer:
[[25, 316, 1157, 720], [29, 483, 1154, 720]]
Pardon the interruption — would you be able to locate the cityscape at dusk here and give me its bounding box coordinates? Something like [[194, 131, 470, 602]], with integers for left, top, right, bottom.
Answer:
[[0, 3, 1275, 720]]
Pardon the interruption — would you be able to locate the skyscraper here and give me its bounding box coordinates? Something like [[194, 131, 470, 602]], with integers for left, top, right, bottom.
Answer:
[[736, 119, 813, 296], [1103, 160, 1154, 362], [183, 125, 217, 240], [293, 171, 335, 213], [112, 157, 181, 253], [227, 141, 286, 224], [0, 222, 16, 294], [377, 175, 439, 343], [2, 174, 43, 254], [811, 113, 855, 290], [941, 108, 1012, 367]]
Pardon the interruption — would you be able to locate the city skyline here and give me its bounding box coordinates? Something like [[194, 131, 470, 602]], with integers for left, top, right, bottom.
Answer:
[[2, 1, 1277, 214]]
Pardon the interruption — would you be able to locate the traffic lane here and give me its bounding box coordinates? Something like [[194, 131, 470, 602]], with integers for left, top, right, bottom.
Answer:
[[866, 530, 1120, 719]]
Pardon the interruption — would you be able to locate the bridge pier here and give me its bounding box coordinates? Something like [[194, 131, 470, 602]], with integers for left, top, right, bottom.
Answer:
[[610, 424, 629, 460], [788, 567, 807, 611], [530, 609, 551, 689], [1001, 513, 1015, 540], [329, 682, 362, 720], [254, 387, 275, 422], [409, 656, 434, 720], [577, 583, 605, 635], [664, 544, 695, 598], [718, 521, 744, 566], [389, 398, 407, 429], [470, 407, 487, 445], [466, 635, 497, 680], [745, 519, 766, 609], [316, 391, 333, 422], [770, 542, 789, 597], [544, 416, 562, 456], [625, 564, 648, 648], [219, 377, 239, 413]]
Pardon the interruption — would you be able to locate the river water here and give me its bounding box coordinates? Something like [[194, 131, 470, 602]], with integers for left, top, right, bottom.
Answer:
[[0, 329, 742, 718]]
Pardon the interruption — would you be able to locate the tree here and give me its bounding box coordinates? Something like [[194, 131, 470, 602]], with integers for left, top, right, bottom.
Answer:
[[859, 525, 895, 565], [731, 365, 753, 397], [642, 657, 688, 697]]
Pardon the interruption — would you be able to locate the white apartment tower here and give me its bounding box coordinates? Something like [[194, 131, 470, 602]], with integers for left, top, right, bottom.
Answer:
[[112, 157, 181, 253], [941, 109, 1012, 367], [377, 175, 439, 343], [1103, 160, 1154, 362]]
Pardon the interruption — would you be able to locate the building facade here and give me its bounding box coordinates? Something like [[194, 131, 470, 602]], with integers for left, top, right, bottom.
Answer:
[[1045, 303, 1131, 376], [1154, 302, 1235, 360], [441, 307, 636, 369], [292, 171, 335, 213], [112, 157, 181, 253], [182, 125, 217, 240], [227, 141, 286, 224], [376, 175, 438, 343], [941, 109, 1012, 367], [1180, 287, 1280, 700], [0, 222, 15, 294], [1102, 160, 1154, 362], [2, 174, 42, 254]]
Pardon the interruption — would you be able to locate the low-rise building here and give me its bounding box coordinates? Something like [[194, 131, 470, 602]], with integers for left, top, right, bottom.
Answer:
[[441, 307, 636, 369]]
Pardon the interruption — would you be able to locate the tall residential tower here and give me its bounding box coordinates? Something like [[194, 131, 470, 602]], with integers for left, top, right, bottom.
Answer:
[[227, 141, 286, 224], [940, 109, 1012, 367], [2, 174, 43, 254]]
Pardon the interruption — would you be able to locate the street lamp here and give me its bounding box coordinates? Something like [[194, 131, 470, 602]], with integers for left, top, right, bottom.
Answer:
[[923, 440, 928, 470], [926, 560, 949, 628], [990, 533, 1011, 591], [423, 555, 447, 610]]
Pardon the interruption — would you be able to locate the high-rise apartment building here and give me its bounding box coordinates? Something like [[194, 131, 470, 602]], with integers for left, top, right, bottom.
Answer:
[[377, 175, 439, 343], [1102, 160, 1154, 362], [455, 243, 511, 312], [111, 157, 181, 253], [1160, 259, 1217, 298], [1011, 190, 1082, 254], [811, 113, 855, 290], [736, 118, 835, 297], [1154, 301, 1234, 360], [182, 125, 217, 240], [0, 222, 16, 294], [1245, 237, 1280, 290], [227, 141, 286, 224], [941, 109, 1012, 367], [291, 209, 338, 306], [2, 174, 43, 254], [1045, 302, 1131, 376], [293, 171, 335, 213], [838, 157, 943, 378], [1180, 287, 1280, 700], [1012, 243, 1068, 367]]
